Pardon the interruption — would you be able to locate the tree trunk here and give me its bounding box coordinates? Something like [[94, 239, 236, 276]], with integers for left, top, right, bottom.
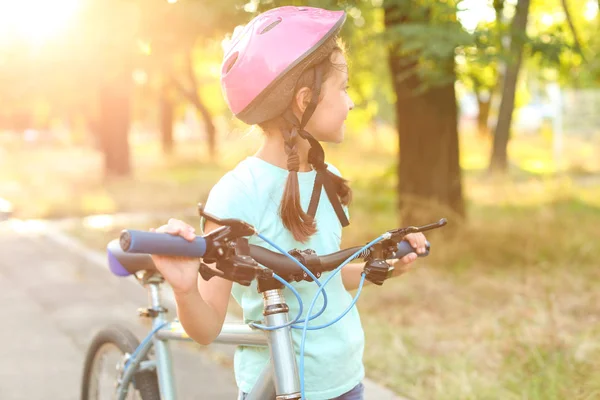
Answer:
[[98, 70, 131, 177], [385, 4, 464, 224], [159, 83, 174, 155], [489, 0, 531, 173], [477, 95, 491, 137], [184, 52, 217, 161], [172, 76, 217, 160], [560, 0, 586, 62], [93, 0, 136, 178], [191, 90, 217, 161]]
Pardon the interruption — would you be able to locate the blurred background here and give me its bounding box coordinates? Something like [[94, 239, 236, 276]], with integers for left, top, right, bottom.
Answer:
[[1, 0, 599, 399]]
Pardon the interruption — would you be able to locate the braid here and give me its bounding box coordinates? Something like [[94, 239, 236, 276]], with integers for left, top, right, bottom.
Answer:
[[280, 126, 317, 243], [282, 126, 300, 172]]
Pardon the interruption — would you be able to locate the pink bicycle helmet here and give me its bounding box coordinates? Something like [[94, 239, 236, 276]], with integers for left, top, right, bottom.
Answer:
[[220, 6, 346, 125], [220, 6, 351, 232]]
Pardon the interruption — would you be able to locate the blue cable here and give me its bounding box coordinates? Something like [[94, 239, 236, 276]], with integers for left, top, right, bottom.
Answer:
[[294, 234, 386, 330], [297, 274, 367, 400], [249, 273, 304, 330], [298, 235, 387, 399], [124, 321, 170, 370], [257, 233, 328, 324], [295, 273, 366, 330]]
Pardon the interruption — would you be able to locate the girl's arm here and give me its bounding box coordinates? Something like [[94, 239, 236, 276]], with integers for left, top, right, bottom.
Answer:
[[341, 262, 371, 291], [172, 220, 233, 345], [340, 259, 417, 291]]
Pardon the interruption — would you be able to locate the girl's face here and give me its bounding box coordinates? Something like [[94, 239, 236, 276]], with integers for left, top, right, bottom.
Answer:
[[301, 52, 354, 144]]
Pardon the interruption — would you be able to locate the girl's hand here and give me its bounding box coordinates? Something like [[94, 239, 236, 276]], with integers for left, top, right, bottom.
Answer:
[[392, 232, 427, 276], [149, 218, 201, 295]]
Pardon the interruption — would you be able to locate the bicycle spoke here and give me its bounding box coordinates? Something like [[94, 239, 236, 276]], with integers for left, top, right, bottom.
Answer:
[[88, 343, 141, 400]]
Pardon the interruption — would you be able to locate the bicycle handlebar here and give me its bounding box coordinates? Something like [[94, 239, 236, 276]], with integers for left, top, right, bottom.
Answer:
[[120, 229, 429, 283]]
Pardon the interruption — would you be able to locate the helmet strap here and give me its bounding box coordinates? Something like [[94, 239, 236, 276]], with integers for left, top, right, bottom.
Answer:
[[281, 65, 350, 228], [299, 64, 323, 131]]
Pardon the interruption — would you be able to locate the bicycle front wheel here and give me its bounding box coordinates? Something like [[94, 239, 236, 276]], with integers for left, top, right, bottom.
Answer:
[[81, 325, 160, 400]]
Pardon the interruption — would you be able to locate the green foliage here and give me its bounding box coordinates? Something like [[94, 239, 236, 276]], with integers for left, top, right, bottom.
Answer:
[[386, 19, 473, 88], [342, 4, 397, 127], [456, 13, 508, 98], [383, 0, 472, 90], [526, 0, 599, 87], [1, 0, 597, 138], [457, 0, 581, 101]]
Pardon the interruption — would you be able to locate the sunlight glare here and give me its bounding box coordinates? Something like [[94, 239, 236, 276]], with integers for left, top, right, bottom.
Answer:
[[0, 198, 12, 214], [83, 214, 115, 230], [584, 0, 598, 21], [243, 0, 258, 13], [457, 0, 496, 33], [541, 14, 555, 26], [0, 0, 80, 45]]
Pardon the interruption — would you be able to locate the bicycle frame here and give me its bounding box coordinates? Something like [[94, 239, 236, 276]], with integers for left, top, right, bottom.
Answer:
[[117, 274, 301, 400]]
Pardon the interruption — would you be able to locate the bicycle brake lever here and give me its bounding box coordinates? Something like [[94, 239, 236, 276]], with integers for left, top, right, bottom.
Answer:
[[198, 203, 256, 238], [388, 218, 447, 241], [198, 256, 263, 286], [199, 262, 226, 281]]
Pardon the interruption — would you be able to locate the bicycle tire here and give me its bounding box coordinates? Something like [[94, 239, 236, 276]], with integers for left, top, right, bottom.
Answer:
[[81, 324, 160, 400]]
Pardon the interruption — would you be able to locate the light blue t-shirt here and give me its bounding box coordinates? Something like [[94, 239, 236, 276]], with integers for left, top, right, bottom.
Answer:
[[202, 156, 364, 399]]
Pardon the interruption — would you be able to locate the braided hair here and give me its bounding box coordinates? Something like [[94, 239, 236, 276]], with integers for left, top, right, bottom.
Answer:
[[279, 124, 318, 241], [260, 42, 352, 243]]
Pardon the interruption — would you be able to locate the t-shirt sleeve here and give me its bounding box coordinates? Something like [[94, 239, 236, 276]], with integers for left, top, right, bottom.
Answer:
[[326, 164, 350, 222], [200, 172, 256, 233]]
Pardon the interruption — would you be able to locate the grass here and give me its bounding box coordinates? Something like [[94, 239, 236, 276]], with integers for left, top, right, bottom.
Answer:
[[359, 204, 600, 399], [2, 128, 600, 399]]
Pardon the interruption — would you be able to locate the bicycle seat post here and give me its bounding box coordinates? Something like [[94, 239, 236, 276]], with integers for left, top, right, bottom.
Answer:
[[135, 272, 168, 319], [138, 271, 177, 399], [260, 287, 301, 400]]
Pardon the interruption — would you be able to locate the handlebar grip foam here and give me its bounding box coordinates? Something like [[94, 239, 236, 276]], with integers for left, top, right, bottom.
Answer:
[[392, 240, 430, 259], [120, 230, 207, 258]]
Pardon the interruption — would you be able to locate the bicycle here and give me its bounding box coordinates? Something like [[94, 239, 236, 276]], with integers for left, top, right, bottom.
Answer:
[[80, 204, 446, 400]]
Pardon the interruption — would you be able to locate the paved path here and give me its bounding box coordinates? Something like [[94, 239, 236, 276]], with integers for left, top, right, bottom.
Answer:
[[0, 219, 401, 399], [0, 221, 237, 399]]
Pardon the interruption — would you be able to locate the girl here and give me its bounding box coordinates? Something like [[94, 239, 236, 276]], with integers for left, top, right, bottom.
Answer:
[[151, 6, 427, 400]]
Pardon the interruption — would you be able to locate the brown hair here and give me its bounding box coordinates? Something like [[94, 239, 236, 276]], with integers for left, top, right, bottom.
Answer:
[[259, 41, 353, 243]]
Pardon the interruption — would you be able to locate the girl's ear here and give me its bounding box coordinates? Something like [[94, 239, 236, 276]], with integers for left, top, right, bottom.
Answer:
[[292, 87, 312, 114]]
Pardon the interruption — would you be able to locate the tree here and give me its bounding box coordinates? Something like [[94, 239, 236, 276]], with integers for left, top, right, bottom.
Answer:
[[57, 1, 140, 177], [561, 0, 587, 62], [170, 52, 218, 160], [98, 70, 133, 177], [135, 0, 245, 159], [458, 24, 501, 137], [456, 0, 576, 171], [489, 0, 531, 173], [159, 80, 175, 155], [383, 0, 468, 223]]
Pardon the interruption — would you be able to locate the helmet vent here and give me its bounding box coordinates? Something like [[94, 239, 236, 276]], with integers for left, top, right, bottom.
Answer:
[[258, 17, 282, 34], [222, 52, 239, 75]]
